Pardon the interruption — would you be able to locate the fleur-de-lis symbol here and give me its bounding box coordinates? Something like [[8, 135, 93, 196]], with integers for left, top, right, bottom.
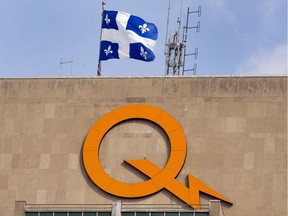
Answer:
[[104, 45, 113, 56], [140, 46, 147, 60], [139, 23, 150, 34], [104, 14, 110, 25]]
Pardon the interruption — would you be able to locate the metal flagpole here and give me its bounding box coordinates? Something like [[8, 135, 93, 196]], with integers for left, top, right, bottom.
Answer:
[[97, 1, 106, 77]]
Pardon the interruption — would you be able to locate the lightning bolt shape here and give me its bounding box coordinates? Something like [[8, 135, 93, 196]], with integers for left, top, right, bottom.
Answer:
[[125, 159, 233, 209]]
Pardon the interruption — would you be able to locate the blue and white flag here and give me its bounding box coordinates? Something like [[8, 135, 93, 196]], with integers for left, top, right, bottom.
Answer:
[[100, 10, 158, 62]]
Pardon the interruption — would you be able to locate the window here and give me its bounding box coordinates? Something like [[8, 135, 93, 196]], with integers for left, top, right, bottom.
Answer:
[[195, 214, 208, 216], [40, 213, 53, 216], [69, 213, 82, 216], [166, 213, 179, 216], [40, 212, 53, 216], [83, 213, 96, 216], [25, 211, 207, 216], [25, 212, 111, 216], [136, 213, 149, 216], [55, 213, 67, 216], [25, 213, 38, 216], [121, 212, 208, 216], [180, 213, 192, 216], [151, 212, 164, 216], [98, 213, 110, 216], [122, 212, 134, 216]]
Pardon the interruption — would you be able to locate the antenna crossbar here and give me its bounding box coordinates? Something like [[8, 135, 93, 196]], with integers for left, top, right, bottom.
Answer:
[[60, 57, 74, 76]]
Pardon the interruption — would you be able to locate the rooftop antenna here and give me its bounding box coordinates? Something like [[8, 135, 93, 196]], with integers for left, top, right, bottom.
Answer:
[[165, 2, 202, 76], [164, 0, 184, 76], [60, 57, 73, 76], [164, 0, 171, 47], [182, 6, 201, 75]]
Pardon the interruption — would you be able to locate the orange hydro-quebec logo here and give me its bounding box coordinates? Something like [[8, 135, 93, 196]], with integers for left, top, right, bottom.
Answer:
[[83, 104, 233, 209]]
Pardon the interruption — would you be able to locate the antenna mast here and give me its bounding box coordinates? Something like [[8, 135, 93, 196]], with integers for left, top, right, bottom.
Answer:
[[182, 6, 201, 75], [60, 57, 74, 76], [165, 0, 171, 46], [165, 2, 202, 76]]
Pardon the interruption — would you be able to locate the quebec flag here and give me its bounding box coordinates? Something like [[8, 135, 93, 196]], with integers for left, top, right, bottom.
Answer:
[[100, 10, 158, 62]]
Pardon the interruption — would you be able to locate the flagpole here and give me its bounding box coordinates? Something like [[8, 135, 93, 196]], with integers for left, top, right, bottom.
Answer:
[[97, 1, 106, 77]]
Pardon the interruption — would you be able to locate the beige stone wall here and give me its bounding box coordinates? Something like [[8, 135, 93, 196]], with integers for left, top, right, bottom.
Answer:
[[0, 77, 287, 216]]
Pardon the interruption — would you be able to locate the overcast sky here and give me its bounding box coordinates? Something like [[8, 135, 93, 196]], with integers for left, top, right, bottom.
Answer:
[[0, 0, 287, 77]]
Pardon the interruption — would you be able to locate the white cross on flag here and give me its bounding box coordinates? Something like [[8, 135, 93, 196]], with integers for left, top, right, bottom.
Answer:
[[100, 10, 158, 62]]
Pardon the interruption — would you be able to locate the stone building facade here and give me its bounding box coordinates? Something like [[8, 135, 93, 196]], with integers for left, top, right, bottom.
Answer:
[[0, 77, 287, 216]]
